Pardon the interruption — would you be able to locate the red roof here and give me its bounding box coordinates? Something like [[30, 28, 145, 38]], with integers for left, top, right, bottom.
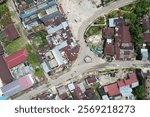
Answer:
[[5, 24, 20, 42], [143, 33, 150, 43], [19, 75, 33, 90], [124, 73, 138, 86], [117, 80, 125, 87], [86, 76, 96, 84], [104, 43, 114, 56], [4, 48, 28, 69], [102, 28, 114, 38], [104, 83, 120, 97]]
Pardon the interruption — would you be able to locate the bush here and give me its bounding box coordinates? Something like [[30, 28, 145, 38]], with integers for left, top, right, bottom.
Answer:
[[35, 68, 44, 77]]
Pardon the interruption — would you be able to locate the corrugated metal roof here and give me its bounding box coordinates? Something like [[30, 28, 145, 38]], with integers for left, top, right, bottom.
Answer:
[[20, 1, 57, 19], [42, 61, 51, 73], [51, 47, 64, 66], [1, 74, 34, 97]]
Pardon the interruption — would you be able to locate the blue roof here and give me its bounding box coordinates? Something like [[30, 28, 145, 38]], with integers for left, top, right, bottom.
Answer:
[[20, 1, 57, 19]]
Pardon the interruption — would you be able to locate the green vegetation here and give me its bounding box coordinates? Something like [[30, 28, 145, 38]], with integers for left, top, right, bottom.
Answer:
[[133, 69, 145, 100], [85, 25, 104, 38], [30, 30, 48, 49], [94, 17, 105, 25], [0, 2, 12, 27], [91, 83, 101, 100], [34, 68, 44, 77], [26, 44, 40, 67], [123, 0, 150, 58], [98, 69, 118, 74], [133, 85, 145, 100], [2, 37, 27, 55]]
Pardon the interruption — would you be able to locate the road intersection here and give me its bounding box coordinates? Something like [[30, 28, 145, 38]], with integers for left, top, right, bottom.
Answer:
[[15, 0, 142, 100]]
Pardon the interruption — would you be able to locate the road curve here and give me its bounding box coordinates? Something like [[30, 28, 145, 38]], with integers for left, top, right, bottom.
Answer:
[[74, 0, 135, 66], [15, 0, 135, 100]]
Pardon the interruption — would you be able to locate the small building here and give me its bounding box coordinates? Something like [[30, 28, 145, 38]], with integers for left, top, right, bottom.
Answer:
[[84, 88, 97, 100], [85, 76, 97, 85], [57, 86, 69, 100], [1, 74, 34, 97], [102, 28, 114, 39], [0, 43, 13, 85], [5, 24, 20, 42], [97, 87, 109, 100], [109, 18, 118, 27], [104, 39, 114, 56], [141, 48, 148, 61], [68, 82, 86, 100], [142, 15, 150, 31], [104, 83, 121, 100], [143, 33, 150, 46], [4, 48, 28, 69], [124, 73, 139, 88]]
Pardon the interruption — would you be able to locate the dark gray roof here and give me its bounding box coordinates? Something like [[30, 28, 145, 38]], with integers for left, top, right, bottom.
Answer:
[[40, 11, 61, 23], [97, 87, 106, 96]]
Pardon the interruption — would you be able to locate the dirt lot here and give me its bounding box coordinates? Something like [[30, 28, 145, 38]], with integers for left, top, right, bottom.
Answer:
[[57, 0, 102, 37]]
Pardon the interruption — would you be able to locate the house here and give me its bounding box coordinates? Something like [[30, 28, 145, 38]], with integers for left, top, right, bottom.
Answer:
[[83, 88, 97, 100], [117, 80, 133, 97], [102, 27, 114, 39], [5, 24, 20, 42], [97, 87, 109, 100], [85, 76, 97, 85], [57, 86, 70, 100], [109, 18, 118, 27], [143, 33, 150, 46], [124, 73, 139, 88], [4, 48, 28, 69], [68, 82, 86, 100], [108, 17, 125, 27], [104, 39, 114, 56], [115, 25, 135, 61], [1, 74, 34, 97], [104, 83, 121, 99], [141, 48, 148, 61], [142, 15, 150, 31], [0, 43, 13, 85]]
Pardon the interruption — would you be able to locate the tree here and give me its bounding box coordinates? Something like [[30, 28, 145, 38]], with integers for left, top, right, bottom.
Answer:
[[133, 85, 145, 100]]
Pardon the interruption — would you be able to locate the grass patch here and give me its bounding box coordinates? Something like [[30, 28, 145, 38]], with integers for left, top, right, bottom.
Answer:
[[119, 3, 135, 12], [2, 37, 27, 55], [35, 68, 44, 77], [91, 83, 101, 100], [0, 2, 12, 27], [26, 44, 40, 67], [94, 17, 105, 24], [85, 25, 104, 38]]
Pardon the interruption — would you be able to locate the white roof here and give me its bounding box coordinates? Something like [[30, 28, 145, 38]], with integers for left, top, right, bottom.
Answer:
[[57, 41, 68, 50], [109, 18, 118, 27], [42, 61, 51, 73], [51, 47, 64, 66], [120, 86, 132, 97], [78, 82, 86, 92], [102, 95, 109, 100], [68, 83, 75, 91]]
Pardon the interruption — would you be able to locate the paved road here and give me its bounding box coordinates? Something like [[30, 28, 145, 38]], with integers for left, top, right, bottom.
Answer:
[[73, 0, 135, 67], [15, 0, 136, 100]]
